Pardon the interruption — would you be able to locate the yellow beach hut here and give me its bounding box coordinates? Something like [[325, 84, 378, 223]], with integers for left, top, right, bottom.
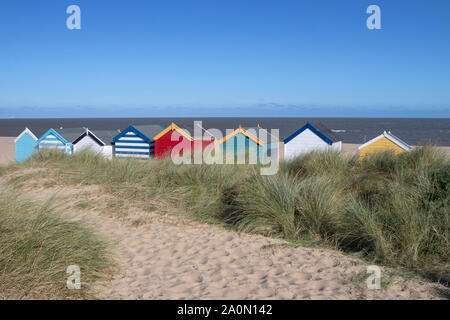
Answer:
[[358, 131, 412, 160]]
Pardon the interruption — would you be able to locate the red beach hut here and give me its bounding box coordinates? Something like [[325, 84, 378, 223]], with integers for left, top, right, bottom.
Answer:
[[154, 123, 216, 159], [153, 123, 193, 159]]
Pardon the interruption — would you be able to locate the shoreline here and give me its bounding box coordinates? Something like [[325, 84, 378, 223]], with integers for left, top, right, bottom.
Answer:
[[1, 118, 449, 146]]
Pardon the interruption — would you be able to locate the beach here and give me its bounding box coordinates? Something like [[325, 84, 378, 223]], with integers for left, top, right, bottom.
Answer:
[[0, 137, 14, 165]]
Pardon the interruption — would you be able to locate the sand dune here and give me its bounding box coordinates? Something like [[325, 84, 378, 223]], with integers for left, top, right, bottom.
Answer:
[[2, 172, 443, 300], [90, 214, 444, 300], [97, 222, 362, 300]]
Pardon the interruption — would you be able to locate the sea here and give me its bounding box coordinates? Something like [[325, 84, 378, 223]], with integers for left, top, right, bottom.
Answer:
[[0, 117, 449, 146]]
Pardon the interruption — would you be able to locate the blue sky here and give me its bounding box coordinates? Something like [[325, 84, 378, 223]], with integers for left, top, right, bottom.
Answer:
[[0, 0, 449, 118]]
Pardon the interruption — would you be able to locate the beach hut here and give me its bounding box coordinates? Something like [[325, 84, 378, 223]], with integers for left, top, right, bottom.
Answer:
[[283, 122, 342, 160], [37, 128, 84, 155], [257, 124, 283, 161], [14, 128, 38, 163], [358, 131, 411, 160], [72, 128, 117, 158], [153, 123, 194, 159], [218, 125, 265, 163], [112, 125, 164, 159], [153, 122, 215, 159]]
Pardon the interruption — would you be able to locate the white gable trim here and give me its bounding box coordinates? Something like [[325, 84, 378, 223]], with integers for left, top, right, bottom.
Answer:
[[358, 131, 411, 151], [86, 128, 106, 146], [73, 128, 107, 146], [14, 127, 38, 143]]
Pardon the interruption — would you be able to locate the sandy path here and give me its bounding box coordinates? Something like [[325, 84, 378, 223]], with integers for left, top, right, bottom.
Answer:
[[77, 207, 442, 300], [49, 193, 360, 300], [97, 222, 358, 300], [1, 171, 445, 300], [63, 194, 444, 300]]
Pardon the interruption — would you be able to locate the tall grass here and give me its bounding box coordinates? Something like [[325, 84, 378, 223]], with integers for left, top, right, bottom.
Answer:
[[0, 191, 112, 299], [22, 147, 450, 284]]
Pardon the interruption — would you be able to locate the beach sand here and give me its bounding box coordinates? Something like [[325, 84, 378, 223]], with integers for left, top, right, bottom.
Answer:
[[0, 137, 14, 165], [341, 143, 360, 156], [1, 169, 445, 300]]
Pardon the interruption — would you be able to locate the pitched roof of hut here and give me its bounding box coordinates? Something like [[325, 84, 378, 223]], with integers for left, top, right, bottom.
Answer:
[[14, 127, 38, 143], [16, 127, 49, 141], [55, 128, 85, 143], [91, 130, 118, 145], [283, 122, 342, 145], [36, 128, 80, 144], [313, 122, 342, 142], [133, 125, 165, 140], [183, 123, 217, 140], [218, 125, 264, 146], [73, 128, 118, 146], [358, 131, 412, 151], [153, 123, 194, 141]]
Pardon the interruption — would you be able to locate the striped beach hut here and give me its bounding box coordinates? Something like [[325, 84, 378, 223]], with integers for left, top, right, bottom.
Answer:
[[37, 128, 84, 155], [14, 128, 39, 163], [153, 123, 215, 159], [73, 128, 117, 158], [218, 125, 265, 163], [358, 131, 411, 160], [112, 125, 164, 159], [283, 122, 342, 160]]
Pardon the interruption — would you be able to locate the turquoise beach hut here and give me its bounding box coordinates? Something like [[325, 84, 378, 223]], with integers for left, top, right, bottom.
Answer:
[[218, 125, 265, 163], [14, 128, 38, 163]]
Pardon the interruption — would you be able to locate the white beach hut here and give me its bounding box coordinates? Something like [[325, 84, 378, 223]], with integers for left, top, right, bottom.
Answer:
[[283, 122, 342, 160], [72, 128, 117, 159]]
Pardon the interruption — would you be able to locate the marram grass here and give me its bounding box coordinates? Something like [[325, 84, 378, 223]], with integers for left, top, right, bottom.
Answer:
[[18, 147, 450, 285], [0, 191, 112, 299]]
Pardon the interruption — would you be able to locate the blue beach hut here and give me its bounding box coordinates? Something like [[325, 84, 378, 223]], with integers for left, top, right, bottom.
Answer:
[[112, 125, 164, 159], [37, 128, 84, 155], [14, 128, 38, 163]]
